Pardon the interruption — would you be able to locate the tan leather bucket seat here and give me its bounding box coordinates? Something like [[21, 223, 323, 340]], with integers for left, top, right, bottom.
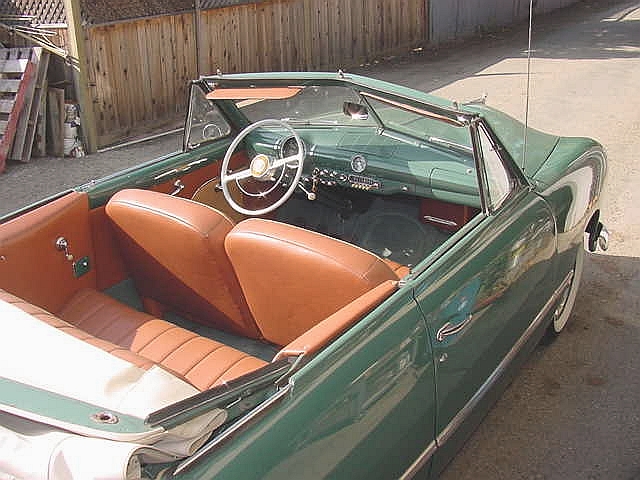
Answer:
[[106, 189, 260, 338], [225, 218, 399, 346]]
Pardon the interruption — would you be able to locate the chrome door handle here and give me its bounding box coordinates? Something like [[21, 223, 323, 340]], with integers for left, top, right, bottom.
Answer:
[[170, 179, 185, 196], [436, 314, 473, 342]]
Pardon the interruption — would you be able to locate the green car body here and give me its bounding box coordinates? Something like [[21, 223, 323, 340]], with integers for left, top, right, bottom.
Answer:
[[0, 72, 606, 479]]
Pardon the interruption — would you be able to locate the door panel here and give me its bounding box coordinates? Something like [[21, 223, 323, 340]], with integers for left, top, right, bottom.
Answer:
[[412, 191, 556, 474], [0, 192, 97, 313], [182, 289, 437, 479]]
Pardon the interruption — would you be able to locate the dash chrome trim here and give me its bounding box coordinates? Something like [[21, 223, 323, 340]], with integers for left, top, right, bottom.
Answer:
[[435, 271, 574, 448], [423, 215, 458, 228]]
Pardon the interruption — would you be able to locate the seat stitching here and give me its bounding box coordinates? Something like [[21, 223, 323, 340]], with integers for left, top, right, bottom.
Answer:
[[89, 305, 132, 337], [69, 302, 107, 329], [141, 328, 199, 362], [111, 321, 147, 346], [162, 336, 223, 368], [128, 323, 175, 353], [182, 344, 229, 377], [112, 200, 212, 236], [204, 353, 254, 388], [233, 230, 390, 280]]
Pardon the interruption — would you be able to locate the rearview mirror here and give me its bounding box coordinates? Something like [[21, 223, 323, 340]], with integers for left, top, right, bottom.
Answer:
[[343, 102, 369, 120]]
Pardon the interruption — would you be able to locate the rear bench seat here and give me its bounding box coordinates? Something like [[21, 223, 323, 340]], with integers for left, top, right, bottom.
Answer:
[[1, 288, 267, 392]]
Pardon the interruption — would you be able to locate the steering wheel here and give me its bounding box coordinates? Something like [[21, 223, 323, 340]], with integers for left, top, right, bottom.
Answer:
[[220, 119, 305, 216]]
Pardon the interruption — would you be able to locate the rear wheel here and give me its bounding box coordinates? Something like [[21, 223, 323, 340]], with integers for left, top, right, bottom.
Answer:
[[547, 247, 584, 336]]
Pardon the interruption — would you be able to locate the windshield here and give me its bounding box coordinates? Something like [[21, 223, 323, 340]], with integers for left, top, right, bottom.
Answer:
[[239, 85, 378, 127], [188, 82, 473, 157]]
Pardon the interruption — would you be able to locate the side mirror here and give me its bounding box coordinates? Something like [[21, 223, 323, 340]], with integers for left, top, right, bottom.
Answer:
[[343, 102, 369, 120]]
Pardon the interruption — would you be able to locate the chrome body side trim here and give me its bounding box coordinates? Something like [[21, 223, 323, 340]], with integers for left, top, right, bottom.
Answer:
[[174, 383, 292, 475], [402, 271, 573, 479], [399, 441, 438, 480], [435, 270, 574, 448]]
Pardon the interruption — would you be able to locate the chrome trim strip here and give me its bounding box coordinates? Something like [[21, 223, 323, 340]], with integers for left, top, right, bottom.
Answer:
[[423, 215, 458, 227], [399, 441, 438, 480], [435, 271, 574, 448], [174, 383, 292, 475]]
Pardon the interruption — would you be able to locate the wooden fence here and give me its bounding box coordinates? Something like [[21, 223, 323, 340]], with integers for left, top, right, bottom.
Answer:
[[82, 0, 428, 147], [198, 0, 427, 73], [84, 13, 197, 146]]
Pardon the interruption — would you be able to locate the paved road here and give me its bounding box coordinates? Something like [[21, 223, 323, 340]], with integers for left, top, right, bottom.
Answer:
[[1, 0, 639, 478], [363, 1, 640, 478]]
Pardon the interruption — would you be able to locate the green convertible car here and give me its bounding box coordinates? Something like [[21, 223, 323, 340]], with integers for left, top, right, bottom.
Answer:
[[0, 72, 608, 479]]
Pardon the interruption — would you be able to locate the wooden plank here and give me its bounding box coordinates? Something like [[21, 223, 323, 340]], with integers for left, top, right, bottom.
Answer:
[[0, 99, 14, 114], [0, 79, 21, 93], [20, 51, 51, 162], [0, 59, 29, 74], [10, 48, 42, 161], [63, 0, 98, 153], [46, 87, 65, 157], [0, 61, 35, 172], [32, 79, 47, 157]]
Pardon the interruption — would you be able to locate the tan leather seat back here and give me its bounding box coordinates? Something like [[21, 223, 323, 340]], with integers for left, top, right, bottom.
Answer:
[[106, 189, 260, 338], [225, 219, 399, 346]]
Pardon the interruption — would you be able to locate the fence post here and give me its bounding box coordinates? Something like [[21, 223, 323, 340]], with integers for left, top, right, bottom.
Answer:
[[62, 0, 98, 153]]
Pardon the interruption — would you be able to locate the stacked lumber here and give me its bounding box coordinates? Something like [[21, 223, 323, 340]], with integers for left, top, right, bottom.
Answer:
[[0, 47, 50, 173]]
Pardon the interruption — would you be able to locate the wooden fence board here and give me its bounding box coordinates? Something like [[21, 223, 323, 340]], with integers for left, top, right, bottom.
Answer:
[[79, 0, 427, 147]]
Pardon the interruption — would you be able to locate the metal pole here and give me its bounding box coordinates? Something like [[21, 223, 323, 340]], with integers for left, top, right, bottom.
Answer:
[[195, 0, 203, 77], [522, 0, 534, 175]]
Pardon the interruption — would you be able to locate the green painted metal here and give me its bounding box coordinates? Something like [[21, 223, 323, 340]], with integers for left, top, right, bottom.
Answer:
[[171, 287, 436, 479], [79, 142, 230, 208], [0, 72, 608, 479], [412, 186, 558, 475], [0, 377, 150, 435]]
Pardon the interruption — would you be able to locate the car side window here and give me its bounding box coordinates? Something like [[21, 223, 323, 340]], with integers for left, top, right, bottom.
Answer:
[[479, 124, 514, 211], [185, 84, 231, 150]]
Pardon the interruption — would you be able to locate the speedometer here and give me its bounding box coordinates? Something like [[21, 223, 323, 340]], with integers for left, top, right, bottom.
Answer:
[[280, 136, 303, 158]]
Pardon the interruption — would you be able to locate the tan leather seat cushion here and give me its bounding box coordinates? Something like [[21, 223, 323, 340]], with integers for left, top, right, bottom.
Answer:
[[1, 289, 156, 371], [58, 289, 267, 391], [225, 218, 399, 346], [1, 288, 266, 392]]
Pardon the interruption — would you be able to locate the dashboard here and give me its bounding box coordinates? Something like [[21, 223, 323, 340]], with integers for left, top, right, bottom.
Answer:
[[246, 125, 481, 208]]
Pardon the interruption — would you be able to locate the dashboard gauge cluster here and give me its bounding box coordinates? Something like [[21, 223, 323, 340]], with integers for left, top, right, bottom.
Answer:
[[312, 166, 382, 191], [279, 136, 303, 159]]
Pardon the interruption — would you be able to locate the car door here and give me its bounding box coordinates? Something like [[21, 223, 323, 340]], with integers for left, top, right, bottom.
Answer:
[[411, 121, 558, 476], [176, 286, 438, 480]]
